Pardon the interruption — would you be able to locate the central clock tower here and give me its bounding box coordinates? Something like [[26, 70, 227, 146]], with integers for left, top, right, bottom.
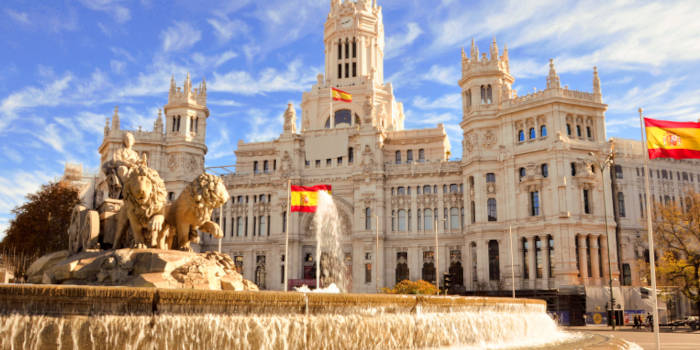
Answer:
[[300, 0, 404, 132]]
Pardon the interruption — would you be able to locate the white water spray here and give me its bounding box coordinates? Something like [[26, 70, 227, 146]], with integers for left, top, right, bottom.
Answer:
[[312, 191, 346, 291]]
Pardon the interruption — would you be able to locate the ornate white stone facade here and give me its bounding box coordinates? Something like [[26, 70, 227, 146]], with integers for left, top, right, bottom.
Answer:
[[72, 0, 697, 321]]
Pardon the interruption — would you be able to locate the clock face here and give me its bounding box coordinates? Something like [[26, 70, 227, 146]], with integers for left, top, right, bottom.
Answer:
[[340, 17, 352, 28]]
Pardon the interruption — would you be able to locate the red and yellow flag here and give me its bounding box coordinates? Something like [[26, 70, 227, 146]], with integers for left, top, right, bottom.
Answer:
[[645, 118, 700, 159], [290, 185, 332, 212], [331, 88, 352, 102]]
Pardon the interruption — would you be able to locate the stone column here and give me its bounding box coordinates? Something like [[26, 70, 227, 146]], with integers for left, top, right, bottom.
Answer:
[[543, 235, 551, 282], [577, 235, 589, 284], [590, 235, 601, 286], [528, 236, 536, 289], [600, 235, 610, 284]]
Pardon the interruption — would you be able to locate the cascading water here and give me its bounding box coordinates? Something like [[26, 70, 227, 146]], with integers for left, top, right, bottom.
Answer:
[[312, 190, 346, 292]]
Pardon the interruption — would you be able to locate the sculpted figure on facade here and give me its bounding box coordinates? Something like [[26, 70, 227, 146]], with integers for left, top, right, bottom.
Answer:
[[113, 159, 168, 249], [164, 173, 229, 251], [102, 132, 142, 199], [283, 103, 297, 134]]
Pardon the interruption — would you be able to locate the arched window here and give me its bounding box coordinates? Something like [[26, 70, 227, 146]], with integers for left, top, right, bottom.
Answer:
[[236, 216, 243, 236], [617, 192, 626, 217], [522, 238, 529, 279], [398, 209, 407, 232], [365, 207, 372, 230], [488, 240, 499, 281], [395, 151, 401, 164], [470, 201, 476, 223], [518, 130, 525, 142], [450, 208, 460, 229], [352, 39, 356, 58], [487, 198, 497, 221], [397, 186, 405, 195], [576, 125, 582, 137], [547, 235, 554, 277], [566, 124, 572, 136], [263, 160, 269, 173], [406, 150, 413, 163], [424, 209, 433, 231], [529, 128, 536, 139], [486, 85, 493, 104], [470, 242, 478, 282], [586, 126, 592, 139], [486, 173, 495, 183], [418, 149, 425, 162], [541, 163, 549, 178], [535, 236, 543, 278], [338, 40, 342, 59], [259, 215, 266, 236], [540, 125, 547, 137], [423, 185, 431, 194], [519, 167, 526, 179], [395, 252, 409, 284], [480, 85, 486, 104], [334, 109, 352, 127]]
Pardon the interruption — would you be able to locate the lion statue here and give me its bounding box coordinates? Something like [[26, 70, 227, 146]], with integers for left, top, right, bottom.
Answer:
[[164, 173, 229, 251], [113, 160, 168, 249]]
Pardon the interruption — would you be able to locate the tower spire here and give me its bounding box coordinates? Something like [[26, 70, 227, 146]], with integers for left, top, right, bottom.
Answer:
[[490, 37, 499, 60], [461, 46, 466, 60], [470, 38, 478, 60], [184, 72, 192, 97], [111, 106, 120, 131], [502, 44, 510, 72], [593, 66, 601, 96], [546, 58, 560, 89]]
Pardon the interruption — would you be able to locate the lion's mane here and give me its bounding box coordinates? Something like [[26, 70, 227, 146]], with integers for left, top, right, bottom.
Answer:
[[123, 164, 167, 226]]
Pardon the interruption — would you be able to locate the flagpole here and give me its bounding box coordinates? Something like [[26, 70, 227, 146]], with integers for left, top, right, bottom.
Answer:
[[509, 225, 515, 298], [284, 179, 290, 292], [638, 107, 661, 350], [330, 87, 334, 128]]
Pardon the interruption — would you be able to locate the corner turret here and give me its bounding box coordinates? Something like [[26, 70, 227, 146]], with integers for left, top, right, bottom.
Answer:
[[459, 38, 514, 118]]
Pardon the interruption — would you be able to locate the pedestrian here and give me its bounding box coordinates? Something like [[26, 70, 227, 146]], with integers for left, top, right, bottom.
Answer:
[[633, 315, 639, 329], [646, 313, 653, 332]]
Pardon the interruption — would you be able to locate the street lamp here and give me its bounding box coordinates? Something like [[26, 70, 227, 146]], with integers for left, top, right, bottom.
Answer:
[[588, 144, 616, 330]]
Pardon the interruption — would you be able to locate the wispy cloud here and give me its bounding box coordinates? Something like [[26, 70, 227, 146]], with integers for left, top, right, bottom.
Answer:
[[209, 59, 317, 95], [0, 74, 73, 132], [244, 109, 282, 142], [421, 64, 460, 86], [0, 170, 58, 216], [5, 9, 30, 25], [207, 16, 248, 43], [413, 93, 461, 110], [77, 0, 131, 23], [161, 22, 202, 52], [385, 22, 422, 59]]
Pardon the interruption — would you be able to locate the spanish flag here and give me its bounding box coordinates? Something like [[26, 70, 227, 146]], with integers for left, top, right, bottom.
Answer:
[[331, 87, 352, 102], [290, 185, 332, 212], [645, 118, 700, 159]]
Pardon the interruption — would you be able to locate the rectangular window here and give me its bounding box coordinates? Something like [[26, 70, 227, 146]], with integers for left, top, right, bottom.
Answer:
[[345, 63, 349, 78], [622, 264, 632, 286], [488, 240, 500, 281], [583, 189, 591, 214], [547, 235, 554, 277], [522, 239, 529, 280], [487, 198, 497, 221], [315, 160, 321, 168], [348, 147, 354, 163], [337, 156, 343, 165], [406, 150, 413, 163], [639, 193, 645, 218], [486, 173, 496, 183], [253, 161, 259, 174], [245, 216, 248, 236], [345, 42, 349, 58], [338, 64, 342, 79], [365, 263, 372, 284], [252, 216, 256, 236], [352, 41, 357, 58], [535, 237, 543, 279], [352, 62, 356, 77], [470, 201, 476, 223], [365, 208, 372, 230], [530, 191, 540, 216], [338, 43, 342, 59], [326, 158, 332, 166], [282, 212, 286, 233]]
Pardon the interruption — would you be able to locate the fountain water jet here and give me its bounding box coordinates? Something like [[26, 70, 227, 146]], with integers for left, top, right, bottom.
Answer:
[[312, 190, 346, 291]]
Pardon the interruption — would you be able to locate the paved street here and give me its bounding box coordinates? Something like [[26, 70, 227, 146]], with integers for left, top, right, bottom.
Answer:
[[566, 326, 700, 350]]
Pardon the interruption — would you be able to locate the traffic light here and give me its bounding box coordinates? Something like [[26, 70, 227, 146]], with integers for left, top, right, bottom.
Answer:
[[443, 273, 452, 292]]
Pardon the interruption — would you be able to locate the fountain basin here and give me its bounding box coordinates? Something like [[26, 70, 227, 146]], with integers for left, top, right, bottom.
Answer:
[[0, 284, 630, 349]]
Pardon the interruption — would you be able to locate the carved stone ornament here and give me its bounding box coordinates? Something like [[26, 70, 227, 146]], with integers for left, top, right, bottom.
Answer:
[[482, 130, 496, 149], [280, 151, 292, 178], [167, 154, 178, 172], [487, 183, 496, 194]]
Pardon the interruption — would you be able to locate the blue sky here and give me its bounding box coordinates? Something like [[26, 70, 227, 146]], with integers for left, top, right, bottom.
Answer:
[[2, 0, 700, 237]]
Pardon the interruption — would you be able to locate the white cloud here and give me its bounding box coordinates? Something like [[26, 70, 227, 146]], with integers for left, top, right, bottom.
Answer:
[[405, 110, 458, 126], [421, 64, 460, 86], [209, 59, 317, 95], [208, 99, 242, 107], [110, 60, 126, 74], [5, 9, 30, 24], [207, 127, 233, 160], [207, 16, 248, 43], [0, 74, 73, 132], [2, 147, 23, 163], [385, 22, 423, 59], [37, 124, 66, 153], [192, 50, 238, 68], [244, 109, 282, 142], [0, 170, 58, 216], [77, 0, 131, 23], [413, 94, 461, 110], [161, 22, 202, 52]]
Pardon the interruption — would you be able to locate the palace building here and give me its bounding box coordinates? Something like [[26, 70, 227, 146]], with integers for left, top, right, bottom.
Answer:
[[82, 0, 698, 324]]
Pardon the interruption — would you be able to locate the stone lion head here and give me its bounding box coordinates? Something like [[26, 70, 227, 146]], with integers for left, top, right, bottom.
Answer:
[[186, 173, 229, 223], [123, 164, 167, 225]]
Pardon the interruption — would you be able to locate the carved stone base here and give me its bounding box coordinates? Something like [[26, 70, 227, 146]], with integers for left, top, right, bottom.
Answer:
[[26, 249, 258, 291]]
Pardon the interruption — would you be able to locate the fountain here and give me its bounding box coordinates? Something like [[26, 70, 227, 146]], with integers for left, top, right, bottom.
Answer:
[[1, 153, 640, 348]]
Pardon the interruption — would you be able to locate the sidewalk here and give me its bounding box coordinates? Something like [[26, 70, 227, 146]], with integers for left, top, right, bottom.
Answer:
[[566, 326, 700, 350]]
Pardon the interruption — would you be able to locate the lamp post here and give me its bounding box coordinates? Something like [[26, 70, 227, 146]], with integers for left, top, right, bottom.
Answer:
[[588, 144, 616, 330]]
